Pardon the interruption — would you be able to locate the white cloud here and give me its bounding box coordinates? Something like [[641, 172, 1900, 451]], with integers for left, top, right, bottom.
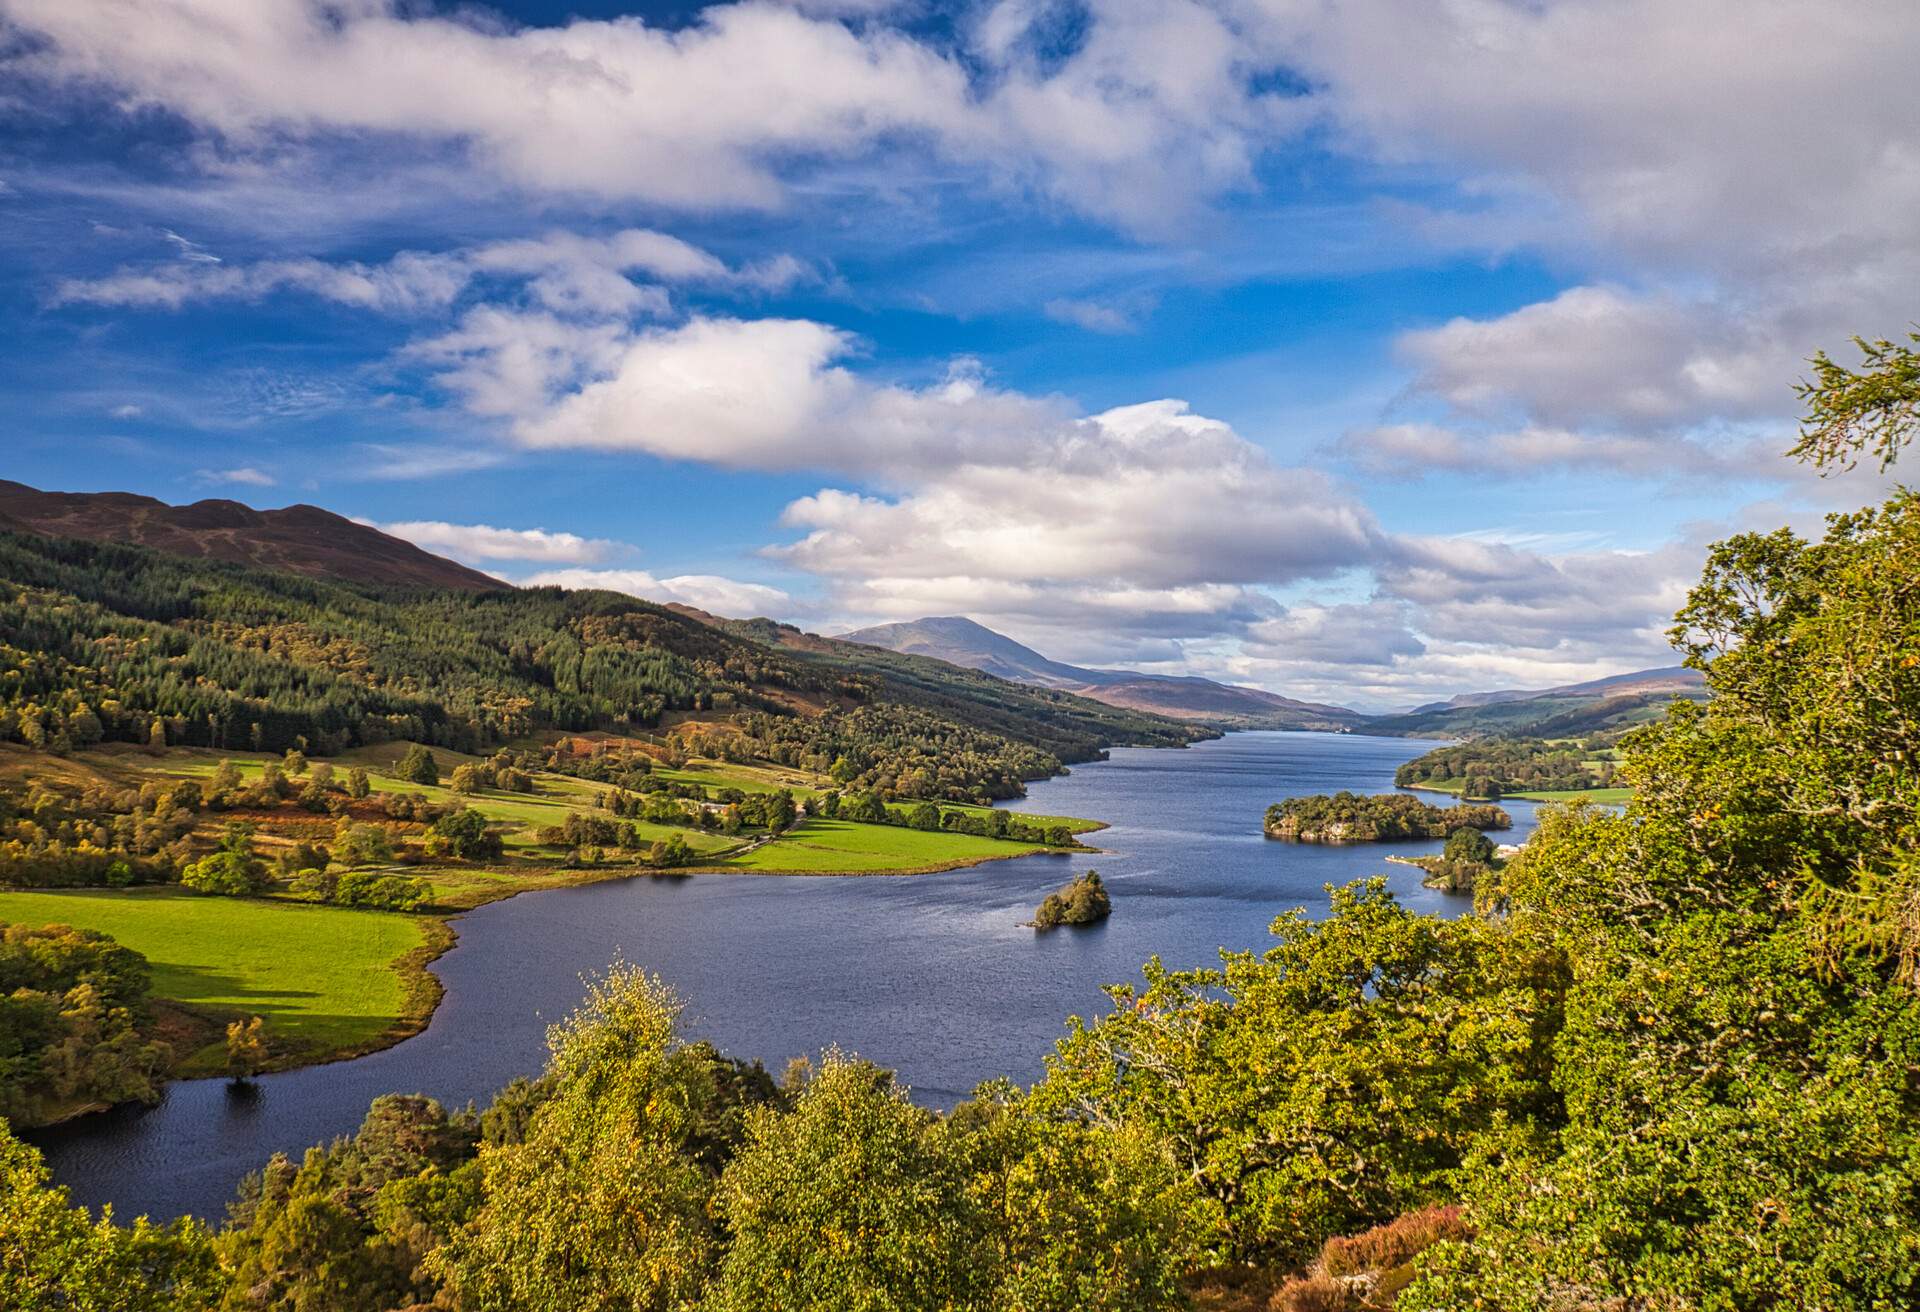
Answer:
[[522, 567, 793, 618], [348, 442, 511, 481], [1243, 600, 1425, 668], [52, 227, 809, 316], [108, 403, 143, 419], [363, 519, 621, 565], [2, 0, 1310, 232], [1341, 420, 1778, 483], [55, 250, 469, 314], [195, 465, 275, 487], [1393, 286, 1793, 430], [407, 305, 1388, 643], [1043, 297, 1141, 335]]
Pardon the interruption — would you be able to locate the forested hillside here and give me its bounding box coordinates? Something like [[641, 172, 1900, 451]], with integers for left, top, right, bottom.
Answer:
[[0, 530, 1195, 798]]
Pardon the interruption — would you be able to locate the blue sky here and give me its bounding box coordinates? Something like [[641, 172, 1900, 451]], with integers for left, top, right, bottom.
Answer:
[[2, 1, 1914, 709]]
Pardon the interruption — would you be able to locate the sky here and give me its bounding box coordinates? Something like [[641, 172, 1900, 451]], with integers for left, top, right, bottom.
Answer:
[[1, 1, 1915, 712]]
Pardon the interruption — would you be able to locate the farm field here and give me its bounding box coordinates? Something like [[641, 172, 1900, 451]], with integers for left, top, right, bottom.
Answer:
[[722, 817, 1058, 873], [0, 887, 431, 1071]]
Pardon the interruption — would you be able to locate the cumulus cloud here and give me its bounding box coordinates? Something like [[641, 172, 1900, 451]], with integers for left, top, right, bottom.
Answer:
[[1392, 286, 1793, 430], [1271, 1, 1920, 485], [363, 519, 622, 565], [1, 0, 1305, 232], [403, 304, 1387, 642], [1377, 534, 1696, 658], [521, 567, 794, 618], [1243, 601, 1426, 668]]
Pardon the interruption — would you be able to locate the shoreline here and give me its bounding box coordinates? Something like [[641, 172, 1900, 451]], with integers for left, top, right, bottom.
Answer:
[[34, 806, 1109, 1125]]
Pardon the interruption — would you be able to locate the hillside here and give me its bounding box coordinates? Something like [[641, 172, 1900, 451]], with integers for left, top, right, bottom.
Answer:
[[686, 613, 1210, 754], [0, 480, 502, 592], [836, 615, 1364, 731], [0, 525, 1199, 801], [1369, 666, 1707, 738]]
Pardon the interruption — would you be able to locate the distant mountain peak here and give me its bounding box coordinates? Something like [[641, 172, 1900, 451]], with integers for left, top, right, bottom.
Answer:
[[0, 481, 504, 592], [837, 615, 1366, 730]]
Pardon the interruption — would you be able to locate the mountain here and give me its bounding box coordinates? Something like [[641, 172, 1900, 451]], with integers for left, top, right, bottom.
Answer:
[[1403, 666, 1704, 715], [666, 611, 1211, 754], [0, 480, 503, 592], [835, 616, 1366, 731], [0, 505, 1201, 779], [1369, 666, 1708, 739]]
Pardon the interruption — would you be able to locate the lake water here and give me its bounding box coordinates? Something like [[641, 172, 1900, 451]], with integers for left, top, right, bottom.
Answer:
[[31, 731, 1543, 1222]]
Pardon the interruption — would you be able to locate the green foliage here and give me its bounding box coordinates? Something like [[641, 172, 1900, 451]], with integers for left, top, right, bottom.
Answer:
[[0, 774, 186, 889], [422, 806, 502, 861], [1032, 869, 1110, 930], [1792, 329, 1920, 470], [643, 833, 695, 868], [330, 821, 393, 868], [1033, 880, 1564, 1266], [1264, 792, 1510, 842], [709, 1057, 1193, 1312], [179, 849, 269, 895], [395, 744, 439, 787], [217, 1094, 483, 1312], [224, 1016, 266, 1080], [0, 920, 169, 1123], [331, 871, 432, 912], [1441, 827, 1495, 865], [430, 968, 741, 1311], [0, 1122, 220, 1311]]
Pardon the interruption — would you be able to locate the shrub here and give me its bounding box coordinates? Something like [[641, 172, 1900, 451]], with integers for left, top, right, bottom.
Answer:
[[333, 871, 432, 911]]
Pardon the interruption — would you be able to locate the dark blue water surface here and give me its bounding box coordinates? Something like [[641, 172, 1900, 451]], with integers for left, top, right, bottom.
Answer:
[[33, 732, 1540, 1222]]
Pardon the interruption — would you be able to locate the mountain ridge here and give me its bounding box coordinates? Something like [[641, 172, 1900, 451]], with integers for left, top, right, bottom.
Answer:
[[0, 480, 504, 592], [835, 615, 1367, 731]]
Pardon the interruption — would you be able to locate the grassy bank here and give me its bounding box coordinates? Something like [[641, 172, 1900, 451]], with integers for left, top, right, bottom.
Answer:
[[722, 817, 1067, 874], [1402, 779, 1633, 806], [0, 887, 440, 1075]]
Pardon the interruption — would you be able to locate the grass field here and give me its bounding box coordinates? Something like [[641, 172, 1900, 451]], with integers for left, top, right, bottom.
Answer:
[[1406, 778, 1633, 805], [722, 818, 1054, 873], [1505, 786, 1634, 804], [0, 888, 431, 1069], [929, 801, 1105, 835]]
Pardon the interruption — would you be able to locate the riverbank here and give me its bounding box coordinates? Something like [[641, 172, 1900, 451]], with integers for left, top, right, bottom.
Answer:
[[3, 801, 1106, 1127]]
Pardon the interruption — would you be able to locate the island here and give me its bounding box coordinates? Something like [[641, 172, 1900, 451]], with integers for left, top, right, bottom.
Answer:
[[1030, 870, 1111, 929], [1263, 791, 1510, 843], [1390, 827, 1510, 894]]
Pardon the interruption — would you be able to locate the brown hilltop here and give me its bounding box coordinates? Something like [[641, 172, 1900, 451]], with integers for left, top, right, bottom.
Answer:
[[0, 480, 504, 592]]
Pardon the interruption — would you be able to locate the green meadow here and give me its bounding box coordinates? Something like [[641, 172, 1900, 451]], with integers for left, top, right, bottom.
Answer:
[[0, 887, 429, 1068], [722, 818, 1055, 873], [1405, 777, 1633, 806]]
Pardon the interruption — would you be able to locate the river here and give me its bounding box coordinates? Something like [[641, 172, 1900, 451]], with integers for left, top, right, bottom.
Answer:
[[31, 731, 1545, 1222]]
